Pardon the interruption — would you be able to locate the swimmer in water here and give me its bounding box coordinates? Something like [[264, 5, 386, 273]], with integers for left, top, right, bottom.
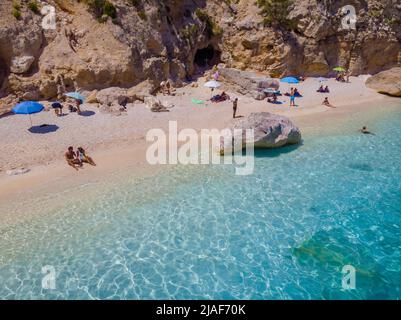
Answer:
[[360, 126, 375, 135]]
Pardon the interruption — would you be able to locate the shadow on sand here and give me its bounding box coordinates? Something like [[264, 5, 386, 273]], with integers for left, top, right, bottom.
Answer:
[[79, 110, 96, 117], [28, 124, 59, 134]]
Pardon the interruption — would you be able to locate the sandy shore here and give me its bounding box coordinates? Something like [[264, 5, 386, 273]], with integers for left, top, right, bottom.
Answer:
[[0, 75, 399, 204]]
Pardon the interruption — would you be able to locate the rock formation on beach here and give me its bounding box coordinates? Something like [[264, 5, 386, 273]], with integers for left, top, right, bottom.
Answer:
[[365, 67, 401, 97], [218, 67, 280, 100], [0, 0, 400, 113], [220, 112, 302, 154]]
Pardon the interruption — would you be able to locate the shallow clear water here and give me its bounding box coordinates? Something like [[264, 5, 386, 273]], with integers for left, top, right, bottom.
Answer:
[[1, 105, 401, 299]]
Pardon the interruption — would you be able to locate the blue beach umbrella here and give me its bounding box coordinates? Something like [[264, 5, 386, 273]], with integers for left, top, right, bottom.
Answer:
[[280, 77, 300, 84], [64, 92, 85, 103], [12, 101, 44, 127], [280, 77, 300, 93]]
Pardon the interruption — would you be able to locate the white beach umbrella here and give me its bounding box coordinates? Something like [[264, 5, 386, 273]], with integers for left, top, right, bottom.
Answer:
[[204, 80, 221, 89]]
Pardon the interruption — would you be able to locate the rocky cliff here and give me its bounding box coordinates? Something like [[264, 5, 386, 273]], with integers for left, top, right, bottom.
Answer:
[[0, 0, 400, 109]]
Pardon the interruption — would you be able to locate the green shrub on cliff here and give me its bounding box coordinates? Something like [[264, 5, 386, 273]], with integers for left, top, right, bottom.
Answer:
[[83, 0, 117, 20], [130, 0, 141, 6], [28, 1, 40, 14], [256, 0, 294, 29], [138, 10, 147, 21], [12, 2, 22, 20], [103, 1, 117, 18], [12, 8, 22, 20], [195, 8, 224, 37]]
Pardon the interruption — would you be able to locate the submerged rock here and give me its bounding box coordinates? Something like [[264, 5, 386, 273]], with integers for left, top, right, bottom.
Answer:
[[365, 67, 401, 97], [220, 112, 301, 154]]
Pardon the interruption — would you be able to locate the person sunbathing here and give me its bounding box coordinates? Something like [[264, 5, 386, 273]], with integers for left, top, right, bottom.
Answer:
[[324, 86, 330, 93], [221, 91, 230, 100], [267, 93, 278, 103], [322, 97, 335, 108], [317, 85, 324, 93], [75, 99, 82, 115], [211, 91, 230, 103], [77, 147, 96, 166], [65, 146, 82, 171]]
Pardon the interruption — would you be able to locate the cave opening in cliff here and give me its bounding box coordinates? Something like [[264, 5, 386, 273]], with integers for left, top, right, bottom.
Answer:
[[194, 45, 221, 70]]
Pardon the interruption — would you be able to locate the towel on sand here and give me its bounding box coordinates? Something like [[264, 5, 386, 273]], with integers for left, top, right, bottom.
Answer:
[[191, 98, 204, 104]]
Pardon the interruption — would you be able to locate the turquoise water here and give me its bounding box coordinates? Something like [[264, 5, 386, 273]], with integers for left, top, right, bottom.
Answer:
[[1, 105, 401, 299]]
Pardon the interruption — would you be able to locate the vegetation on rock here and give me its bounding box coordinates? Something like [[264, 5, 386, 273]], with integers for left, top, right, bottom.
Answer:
[[256, 0, 294, 29], [12, 2, 22, 20], [195, 8, 223, 37], [27, 1, 40, 14], [82, 0, 117, 20]]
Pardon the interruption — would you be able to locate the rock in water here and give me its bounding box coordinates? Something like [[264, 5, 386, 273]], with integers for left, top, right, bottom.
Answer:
[[365, 68, 401, 97], [220, 112, 301, 154]]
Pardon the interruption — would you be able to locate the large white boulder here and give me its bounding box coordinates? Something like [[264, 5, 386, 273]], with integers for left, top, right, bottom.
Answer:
[[220, 112, 301, 154], [365, 67, 401, 97]]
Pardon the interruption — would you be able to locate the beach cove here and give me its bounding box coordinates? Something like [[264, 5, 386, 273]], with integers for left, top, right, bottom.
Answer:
[[0, 76, 394, 200], [1, 75, 401, 299]]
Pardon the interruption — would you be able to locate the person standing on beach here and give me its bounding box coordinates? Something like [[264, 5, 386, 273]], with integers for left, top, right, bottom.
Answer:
[[290, 88, 295, 107], [75, 99, 82, 115], [233, 98, 238, 118]]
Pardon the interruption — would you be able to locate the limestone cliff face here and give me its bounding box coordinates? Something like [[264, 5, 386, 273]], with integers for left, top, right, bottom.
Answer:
[[221, 0, 401, 77], [0, 0, 400, 108]]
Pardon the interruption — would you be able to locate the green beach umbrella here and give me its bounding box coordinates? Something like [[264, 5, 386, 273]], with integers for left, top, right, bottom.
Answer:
[[333, 67, 346, 72]]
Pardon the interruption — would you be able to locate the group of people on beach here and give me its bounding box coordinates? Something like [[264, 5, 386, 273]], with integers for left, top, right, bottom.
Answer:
[[212, 91, 230, 103], [65, 146, 96, 171], [52, 98, 83, 117], [317, 85, 330, 93], [336, 73, 349, 82]]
